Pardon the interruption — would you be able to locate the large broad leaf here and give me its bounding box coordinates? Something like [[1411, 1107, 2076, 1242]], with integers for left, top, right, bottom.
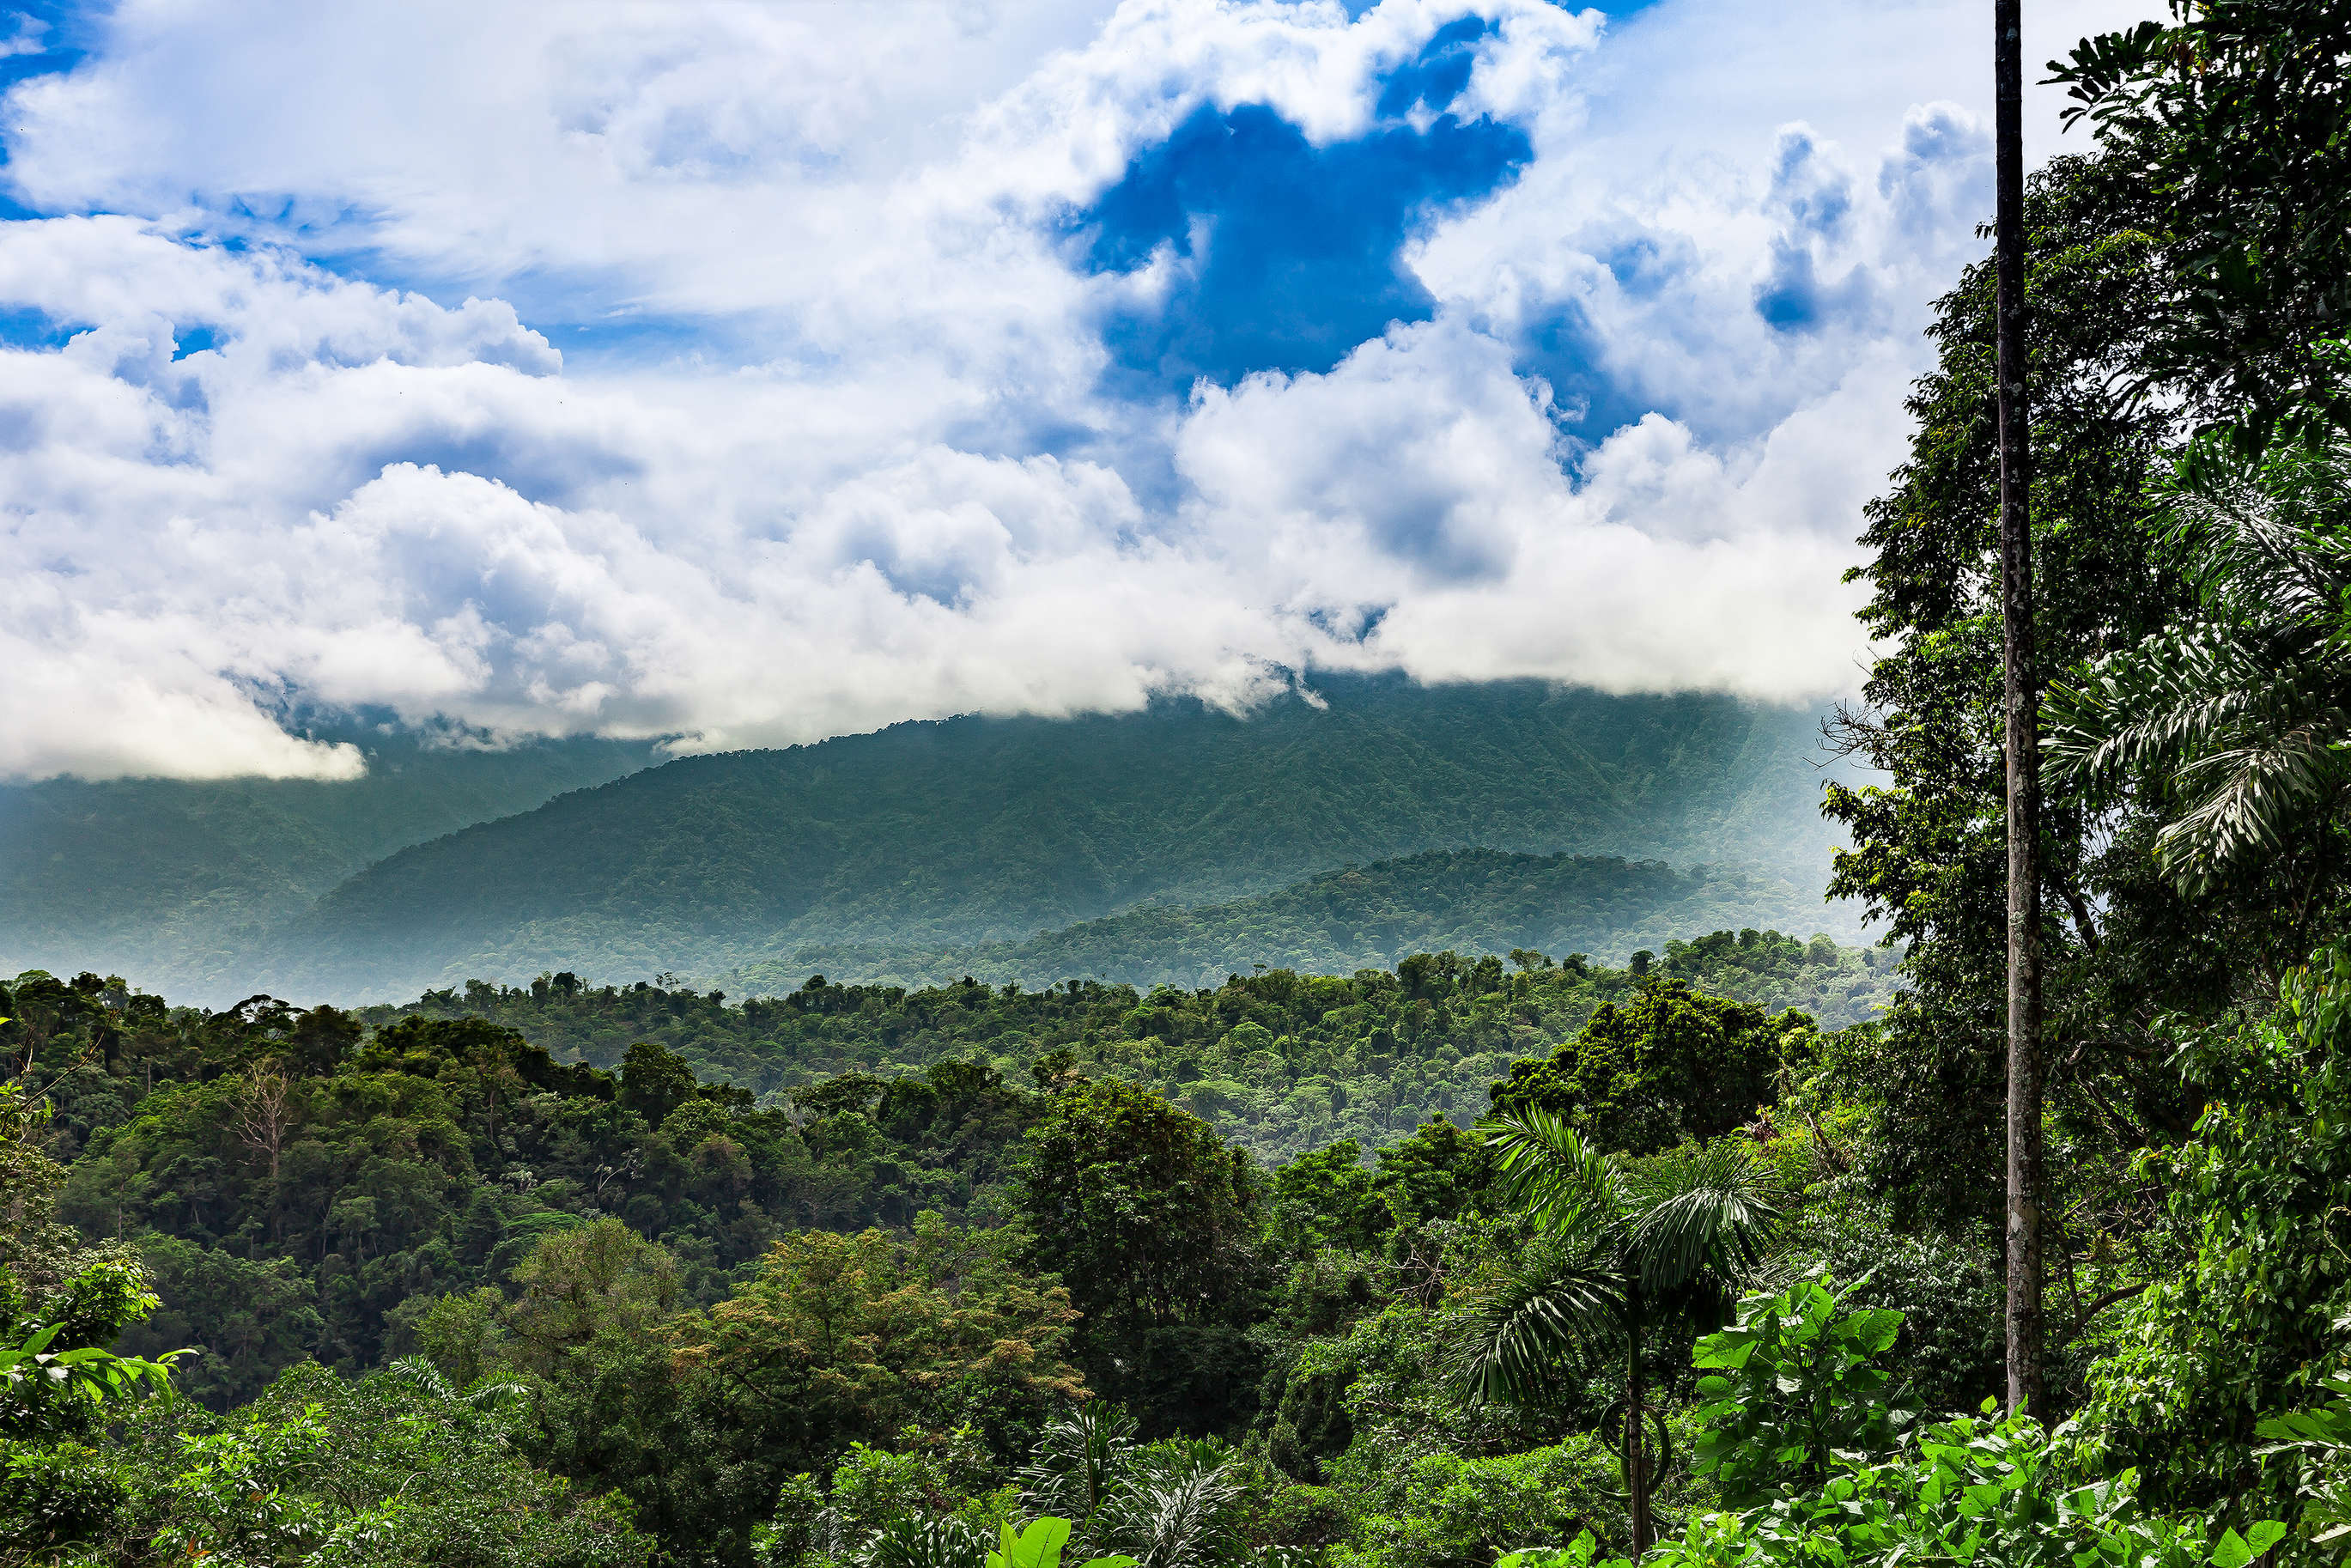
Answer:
[[1838, 1308, 1904, 1356], [989, 1517, 1073, 1568]]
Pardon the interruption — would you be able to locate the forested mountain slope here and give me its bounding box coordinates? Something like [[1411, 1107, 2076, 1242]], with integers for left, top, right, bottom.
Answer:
[[0, 731, 658, 999], [730, 848, 1870, 996], [268, 678, 1853, 1000]]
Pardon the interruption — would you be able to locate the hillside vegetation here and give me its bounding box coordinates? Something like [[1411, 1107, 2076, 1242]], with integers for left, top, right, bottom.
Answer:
[[5, 935, 1848, 1413], [732, 848, 1869, 996], [0, 730, 656, 998], [263, 678, 1855, 1000], [374, 928, 1890, 1160]]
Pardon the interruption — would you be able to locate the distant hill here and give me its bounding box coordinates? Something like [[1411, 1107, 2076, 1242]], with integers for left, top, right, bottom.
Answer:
[[726, 848, 1872, 1005], [265, 676, 1860, 1001], [0, 732, 659, 998]]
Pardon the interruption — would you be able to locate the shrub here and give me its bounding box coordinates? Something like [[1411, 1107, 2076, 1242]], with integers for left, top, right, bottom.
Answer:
[[1327, 1440, 1625, 1568]]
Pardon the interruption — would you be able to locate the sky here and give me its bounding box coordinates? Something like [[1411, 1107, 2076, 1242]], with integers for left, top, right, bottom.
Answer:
[[0, 0, 2153, 783]]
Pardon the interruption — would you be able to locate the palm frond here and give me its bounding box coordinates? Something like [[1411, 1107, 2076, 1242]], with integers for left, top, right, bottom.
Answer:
[[1443, 1232, 1624, 1409], [863, 1514, 992, 1568], [1021, 1403, 1139, 1525], [2044, 433, 2351, 893], [1098, 1440, 1244, 1568], [1618, 1141, 1777, 1299], [1485, 1108, 1620, 1237]]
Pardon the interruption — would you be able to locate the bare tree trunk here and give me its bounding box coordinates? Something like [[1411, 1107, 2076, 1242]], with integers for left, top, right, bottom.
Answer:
[[1626, 1295, 1652, 1553], [1994, 0, 2047, 1425]]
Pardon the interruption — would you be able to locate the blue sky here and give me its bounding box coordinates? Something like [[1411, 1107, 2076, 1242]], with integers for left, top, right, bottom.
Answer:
[[0, 0, 2151, 781]]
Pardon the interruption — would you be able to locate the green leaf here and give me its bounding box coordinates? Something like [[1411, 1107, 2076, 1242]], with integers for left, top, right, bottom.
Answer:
[[2244, 1522, 2287, 1560], [2211, 1527, 2253, 1568], [1843, 1309, 1904, 1355]]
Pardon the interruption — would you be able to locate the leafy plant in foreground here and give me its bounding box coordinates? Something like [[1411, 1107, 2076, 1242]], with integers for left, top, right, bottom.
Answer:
[[0, 1317, 180, 1438], [1690, 1273, 1911, 1505], [2257, 1364, 2351, 1549], [1501, 1408, 2285, 1568], [986, 1516, 1134, 1568]]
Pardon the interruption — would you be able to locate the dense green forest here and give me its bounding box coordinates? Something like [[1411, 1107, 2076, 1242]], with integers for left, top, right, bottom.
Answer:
[[262, 680, 1856, 1003], [369, 928, 1889, 1159], [14, 6, 2351, 1568], [0, 730, 657, 1000], [3, 940, 1838, 1558], [720, 852, 1871, 1000]]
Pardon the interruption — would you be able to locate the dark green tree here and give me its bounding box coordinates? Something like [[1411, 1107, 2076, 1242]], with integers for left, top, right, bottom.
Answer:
[[1018, 1079, 1268, 1434], [1487, 982, 1782, 1155], [1822, 152, 2213, 1228], [2049, 0, 2351, 446]]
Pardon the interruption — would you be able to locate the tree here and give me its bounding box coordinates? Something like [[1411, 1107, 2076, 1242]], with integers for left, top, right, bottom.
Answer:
[[642, 1220, 1086, 1560], [1017, 1080, 1267, 1434], [1447, 1109, 1776, 1553], [2048, 0, 2351, 447], [2047, 434, 2351, 914], [618, 1040, 698, 1129], [1821, 151, 2203, 1232], [1487, 982, 1782, 1156], [94, 1358, 651, 1566], [1992, 0, 2048, 1425], [506, 1218, 680, 1372], [2078, 945, 2351, 1510]]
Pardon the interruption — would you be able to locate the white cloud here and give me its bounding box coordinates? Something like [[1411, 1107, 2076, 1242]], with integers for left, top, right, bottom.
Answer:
[[0, 0, 2159, 781]]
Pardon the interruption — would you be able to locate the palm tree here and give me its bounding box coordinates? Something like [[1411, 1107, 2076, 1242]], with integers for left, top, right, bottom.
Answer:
[[1447, 1109, 1777, 1553], [2046, 435, 2351, 904], [1021, 1407, 1255, 1568]]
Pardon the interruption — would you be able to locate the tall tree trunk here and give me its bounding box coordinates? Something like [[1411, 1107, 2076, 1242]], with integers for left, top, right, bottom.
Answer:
[[1994, 0, 2047, 1424], [1625, 1295, 1652, 1553]]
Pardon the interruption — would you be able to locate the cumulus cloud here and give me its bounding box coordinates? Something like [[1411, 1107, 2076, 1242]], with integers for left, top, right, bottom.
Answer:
[[0, 0, 2155, 781]]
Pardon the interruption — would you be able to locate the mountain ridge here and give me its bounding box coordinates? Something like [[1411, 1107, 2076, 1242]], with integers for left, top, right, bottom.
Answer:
[[0, 731, 660, 997], [263, 676, 1862, 1001], [720, 847, 1871, 1002]]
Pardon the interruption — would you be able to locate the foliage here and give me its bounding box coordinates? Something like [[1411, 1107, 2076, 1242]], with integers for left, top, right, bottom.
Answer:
[[1451, 1110, 1776, 1550], [987, 1516, 1134, 1568], [0, 1318, 179, 1437], [1688, 1274, 1909, 1505], [78, 1358, 651, 1567], [2048, 0, 2351, 446], [1486, 982, 1792, 1155], [752, 1433, 1011, 1567], [1324, 1441, 1625, 1568], [1018, 1081, 1267, 1434], [1011, 1410, 1286, 1568], [738, 854, 1876, 1017], [677, 1220, 1087, 1467], [377, 934, 1880, 1165], [2048, 432, 2351, 903], [2257, 1365, 2351, 1548], [1819, 146, 2236, 1231], [2076, 945, 2351, 1510], [1286, 1291, 1558, 1497], [1761, 1199, 2003, 1420], [1504, 1412, 2283, 1568], [0, 1076, 185, 1454], [9, 982, 1049, 1402]]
